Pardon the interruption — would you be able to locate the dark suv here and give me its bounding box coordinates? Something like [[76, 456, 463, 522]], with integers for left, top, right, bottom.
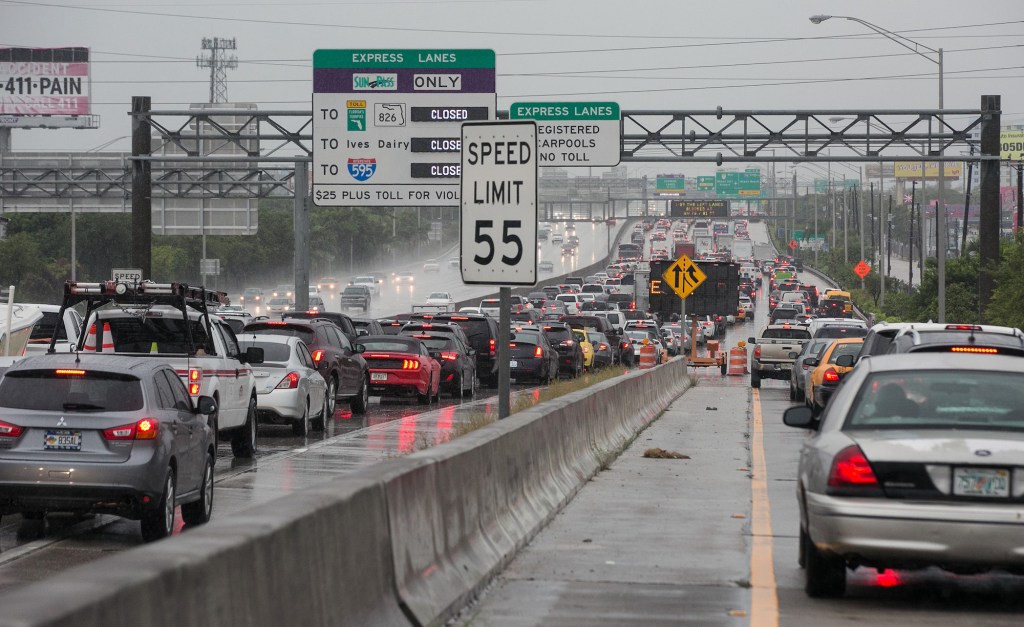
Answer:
[[542, 322, 584, 378], [560, 314, 624, 364], [431, 312, 500, 386], [241, 319, 369, 415], [283, 310, 358, 342]]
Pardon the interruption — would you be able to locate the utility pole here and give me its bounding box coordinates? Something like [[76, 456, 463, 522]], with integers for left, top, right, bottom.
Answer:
[[196, 37, 238, 103]]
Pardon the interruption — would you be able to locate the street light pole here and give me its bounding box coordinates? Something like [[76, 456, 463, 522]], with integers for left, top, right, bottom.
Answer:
[[811, 14, 945, 321]]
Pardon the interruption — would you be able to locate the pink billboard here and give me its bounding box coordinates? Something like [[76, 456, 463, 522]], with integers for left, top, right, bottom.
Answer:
[[0, 47, 90, 116]]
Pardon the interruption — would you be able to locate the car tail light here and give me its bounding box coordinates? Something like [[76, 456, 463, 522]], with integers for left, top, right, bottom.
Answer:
[[103, 418, 160, 441], [440, 351, 459, 361], [55, 369, 86, 376], [598, 343, 609, 351], [264, 321, 288, 326], [489, 338, 496, 355], [560, 340, 575, 347], [946, 324, 982, 331], [950, 346, 998, 354], [188, 368, 202, 396], [534, 346, 543, 357], [828, 445, 879, 489], [823, 368, 840, 383], [754, 346, 761, 358], [311, 349, 325, 363], [402, 359, 420, 369], [276, 372, 300, 389], [0, 420, 24, 438]]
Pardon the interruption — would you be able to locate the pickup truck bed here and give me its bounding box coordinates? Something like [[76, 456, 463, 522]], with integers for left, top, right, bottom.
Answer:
[[748, 324, 811, 388]]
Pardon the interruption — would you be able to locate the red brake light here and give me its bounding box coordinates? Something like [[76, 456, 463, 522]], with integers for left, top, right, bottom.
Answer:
[[950, 346, 998, 354], [276, 372, 300, 389], [828, 445, 879, 488], [402, 359, 420, 370], [311, 349, 325, 363], [560, 340, 575, 347], [103, 423, 135, 440], [188, 368, 202, 396], [265, 321, 288, 326], [489, 338, 496, 355], [754, 346, 761, 358], [0, 420, 24, 438], [534, 346, 543, 357], [441, 351, 459, 361], [823, 368, 840, 383], [945, 324, 982, 331], [451, 316, 469, 320], [103, 418, 160, 441], [598, 343, 609, 351], [55, 369, 86, 376]]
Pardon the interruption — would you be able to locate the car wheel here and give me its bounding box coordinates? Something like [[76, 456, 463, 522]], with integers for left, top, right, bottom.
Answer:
[[325, 376, 337, 418], [291, 400, 309, 437], [789, 382, 797, 401], [454, 373, 464, 399], [141, 468, 176, 542], [798, 525, 807, 569], [804, 528, 846, 597], [351, 375, 369, 414], [230, 396, 259, 459], [16, 512, 46, 540], [181, 453, 214, 526], [468, 373, 477, 398], [750, 370, 761, 389], [315, 390, 331, 431]]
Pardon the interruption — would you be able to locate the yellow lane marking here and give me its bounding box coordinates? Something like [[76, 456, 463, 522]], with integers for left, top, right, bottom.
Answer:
[[750, 388, 779, 627]]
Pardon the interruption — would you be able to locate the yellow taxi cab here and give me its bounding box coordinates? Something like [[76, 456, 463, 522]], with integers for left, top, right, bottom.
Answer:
[[572, 328, 595, 370], [805, 337, 864, 414], [822, 289, 854, 315]]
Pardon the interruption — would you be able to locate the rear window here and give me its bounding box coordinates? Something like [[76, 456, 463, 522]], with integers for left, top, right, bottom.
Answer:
[[762, 328, 812, 340], [243, 324, 315, 345], [0, 369, 144, 412], [357, 338, 421, 353], [828, 342, 863, 363], [845, 370, 1024, 432], [238, 340, 292, 362], [102, 316, 211, 354], [815, 326, 868, 339], [544, 327, 572, 343], [29, 311, 68, 342]]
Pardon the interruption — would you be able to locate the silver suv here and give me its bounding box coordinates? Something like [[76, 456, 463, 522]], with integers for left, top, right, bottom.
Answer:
[[0, 354, 218, 542]]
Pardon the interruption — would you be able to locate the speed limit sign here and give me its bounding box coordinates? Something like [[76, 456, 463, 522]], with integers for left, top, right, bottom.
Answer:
[[460, 121, 538, 285]]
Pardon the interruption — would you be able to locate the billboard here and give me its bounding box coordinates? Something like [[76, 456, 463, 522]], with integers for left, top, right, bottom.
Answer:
[[0, 47, 90, 116], [893, 162, 963, 179], [1001, 130, 1024, 162]]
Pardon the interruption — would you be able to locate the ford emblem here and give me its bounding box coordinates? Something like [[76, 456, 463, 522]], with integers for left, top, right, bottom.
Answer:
[[974, 449, 992, 457]]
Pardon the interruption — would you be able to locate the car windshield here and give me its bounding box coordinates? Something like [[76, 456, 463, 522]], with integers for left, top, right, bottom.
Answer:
[[0, 369, 144, 412], [845, 370, 1024, 432]]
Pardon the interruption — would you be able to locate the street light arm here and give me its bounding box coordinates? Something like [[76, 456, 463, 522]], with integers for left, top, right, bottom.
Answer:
[[812, 14, 940, 61]]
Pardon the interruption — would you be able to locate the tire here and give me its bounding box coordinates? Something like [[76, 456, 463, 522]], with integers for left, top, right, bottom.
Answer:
[[315, 391, 331, 431], [804, 528, 846, 598], [454, 373, 464, 399], [417, 374, 432, 405], [789, 382, 797, 401], [230, 396, 259, 459], [324, 376, 337, 418], [350, 375, 369, 414], [141, 468, 176, 542], [798, 525, 808, 569], [468, 373, 477, 398], [750, 370, 761, 389], [181, 453, 214, 526], [720, 360, 727, 375], [291, 400, 309, 437]]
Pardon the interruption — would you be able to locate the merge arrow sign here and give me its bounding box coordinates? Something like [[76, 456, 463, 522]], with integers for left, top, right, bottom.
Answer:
[[662, 254, 706, 300]]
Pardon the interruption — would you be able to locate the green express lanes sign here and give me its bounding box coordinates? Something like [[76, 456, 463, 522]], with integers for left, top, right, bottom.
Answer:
[[312, 49, 496, 207], [655, 175, 685, 196], [715, 171, 761, 197], [509, 102, 620, 167]]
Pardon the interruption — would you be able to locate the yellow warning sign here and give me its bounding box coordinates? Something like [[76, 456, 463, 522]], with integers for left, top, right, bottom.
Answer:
[[662, 254, 707, 300]]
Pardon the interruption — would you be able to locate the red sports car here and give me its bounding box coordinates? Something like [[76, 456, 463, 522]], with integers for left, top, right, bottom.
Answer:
[[356, 335, 440, 404]]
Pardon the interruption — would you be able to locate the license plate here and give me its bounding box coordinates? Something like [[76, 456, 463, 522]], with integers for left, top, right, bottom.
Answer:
[[953, 467, 1010, 498], [45, 430, 82, 451], [253, 370, 269, 378], [510, 360, 518, 368], [370, 372, 388, 382]]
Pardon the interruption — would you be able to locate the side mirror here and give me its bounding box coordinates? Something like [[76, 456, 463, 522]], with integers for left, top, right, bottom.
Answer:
[[835, 354, 855, 367], [244, 346, 264, 365], [747, 337, 756, 344], [353, 343, 365, 353], [357, 329, 368, 336], [782, 405, 817, 429], [805, 358, 819, 367], [195, 395, 218, 416]]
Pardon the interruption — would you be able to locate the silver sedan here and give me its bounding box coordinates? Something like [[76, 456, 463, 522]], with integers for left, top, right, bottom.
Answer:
[[783, 353, 1024, 598], [240, 335, 329, 436]]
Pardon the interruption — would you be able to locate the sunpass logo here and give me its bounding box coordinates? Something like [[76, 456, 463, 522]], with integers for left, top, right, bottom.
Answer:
[[353, 73, 397, 91]]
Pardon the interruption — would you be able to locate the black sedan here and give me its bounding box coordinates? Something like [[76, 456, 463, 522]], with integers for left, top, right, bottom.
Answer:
[[508, 329, 559, 383], [542, 323, 584, 378]]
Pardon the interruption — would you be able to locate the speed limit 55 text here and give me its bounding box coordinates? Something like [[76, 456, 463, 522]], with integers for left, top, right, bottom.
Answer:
[[466, 140, 532, 205]]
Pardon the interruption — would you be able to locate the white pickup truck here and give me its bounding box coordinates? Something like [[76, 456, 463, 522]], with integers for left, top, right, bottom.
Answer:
[[61, 281, 265, 458], [748, 324, 811, 389]]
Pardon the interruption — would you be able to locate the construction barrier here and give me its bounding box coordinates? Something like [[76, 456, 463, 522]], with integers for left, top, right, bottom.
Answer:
[[706, 339, 720, 357], [727, 343, 749, 376], [638, 342, 657, 369]]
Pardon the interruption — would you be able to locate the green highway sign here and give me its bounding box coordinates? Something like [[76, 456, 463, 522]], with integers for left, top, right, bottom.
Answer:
[[509, 101, 620, 167], [714, 171, 761, 197], [655, 175, 686, 195], [696, 176, 715, 191], [843, 179, 860, 189], [814, 179, 829, 193]]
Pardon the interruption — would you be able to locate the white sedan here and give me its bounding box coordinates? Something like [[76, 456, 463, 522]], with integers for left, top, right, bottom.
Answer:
[[424, 291, 455, 309], [239, 334, 329, 436]]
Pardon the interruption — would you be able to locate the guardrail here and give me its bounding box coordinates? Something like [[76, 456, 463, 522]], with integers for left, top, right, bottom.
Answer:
[[0, 354, 690, 627]]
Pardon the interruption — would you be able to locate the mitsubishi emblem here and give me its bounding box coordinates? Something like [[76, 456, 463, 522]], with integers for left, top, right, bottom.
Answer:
[[974, 449, 992, 457], [57, 416, 67, 427]]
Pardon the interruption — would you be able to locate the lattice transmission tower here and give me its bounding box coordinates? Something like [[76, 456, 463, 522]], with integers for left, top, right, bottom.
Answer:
[[196, 37, 238, 103]]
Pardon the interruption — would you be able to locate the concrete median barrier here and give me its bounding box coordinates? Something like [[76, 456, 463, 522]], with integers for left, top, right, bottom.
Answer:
[[0, 476, 407, 627], [388, 357, 689, 625], [0, 357, 688, 627]]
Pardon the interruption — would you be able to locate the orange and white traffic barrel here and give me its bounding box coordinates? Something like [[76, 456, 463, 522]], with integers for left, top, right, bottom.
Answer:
[[639, 340, 657, 369], [727, 342, 748, 376]]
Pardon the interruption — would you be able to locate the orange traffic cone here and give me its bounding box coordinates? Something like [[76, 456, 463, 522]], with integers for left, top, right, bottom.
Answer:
[[100, 322, 114, 352], [83, 324, 97, 351]]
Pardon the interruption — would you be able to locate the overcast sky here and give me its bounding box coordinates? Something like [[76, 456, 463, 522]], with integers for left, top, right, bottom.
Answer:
[[2, 0, 1022, 181]]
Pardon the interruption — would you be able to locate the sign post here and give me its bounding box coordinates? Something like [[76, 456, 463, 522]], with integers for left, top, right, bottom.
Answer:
[[312, 49, 496, 207], [508, 102, 619, 167], [460, 120, 538, 418]]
